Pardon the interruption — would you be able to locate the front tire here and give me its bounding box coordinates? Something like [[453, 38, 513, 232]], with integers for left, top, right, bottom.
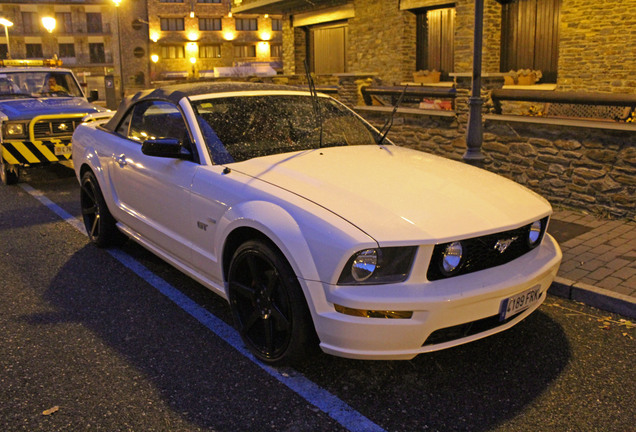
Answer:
[[228, 240, 316, 365], [80, 170, 126, 247], [0, 157, 19, 185]]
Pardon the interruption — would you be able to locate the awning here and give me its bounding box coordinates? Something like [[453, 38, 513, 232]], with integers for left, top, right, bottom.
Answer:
[[232, 0, 311, 14]]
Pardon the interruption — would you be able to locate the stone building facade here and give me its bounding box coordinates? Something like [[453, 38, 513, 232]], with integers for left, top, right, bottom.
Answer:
[[234, 0, 635, 93], [147, 0, 282, 81], [0, 0, 148, 102]]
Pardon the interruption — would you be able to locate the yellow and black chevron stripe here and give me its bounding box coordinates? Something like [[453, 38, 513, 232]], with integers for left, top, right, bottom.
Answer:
[[1, 139, 72, 165]]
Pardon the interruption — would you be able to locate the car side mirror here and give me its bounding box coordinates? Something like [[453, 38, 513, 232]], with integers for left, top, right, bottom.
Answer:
[[141, 138, 192, 160]]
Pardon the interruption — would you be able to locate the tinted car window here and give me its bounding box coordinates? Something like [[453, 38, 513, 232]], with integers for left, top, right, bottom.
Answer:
[[128, 100, 190, 145], [192, 95, 380, 163]]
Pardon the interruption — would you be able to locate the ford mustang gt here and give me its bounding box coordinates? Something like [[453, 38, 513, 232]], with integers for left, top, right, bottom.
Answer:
[[72, 82, 562, 364]]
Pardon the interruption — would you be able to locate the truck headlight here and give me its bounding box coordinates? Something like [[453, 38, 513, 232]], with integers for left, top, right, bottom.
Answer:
[[4, 123, 26, 138]]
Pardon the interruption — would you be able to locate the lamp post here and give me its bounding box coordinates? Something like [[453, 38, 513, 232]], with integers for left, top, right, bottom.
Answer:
[[0, 18, 13, 59], [112, 0, 125, 100]]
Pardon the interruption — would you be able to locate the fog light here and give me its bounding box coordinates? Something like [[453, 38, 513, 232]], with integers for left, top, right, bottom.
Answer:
[[441, 241, 463, 275], [528, 220, 542, 247]]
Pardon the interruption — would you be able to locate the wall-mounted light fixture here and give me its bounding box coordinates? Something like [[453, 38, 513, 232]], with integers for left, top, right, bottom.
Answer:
[[41, 17, 56, 33]]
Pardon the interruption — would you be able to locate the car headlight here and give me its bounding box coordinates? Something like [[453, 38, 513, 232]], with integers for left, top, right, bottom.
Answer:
[[338, 247, 417, 285], [441, 241, 463, 274], [4, 123, 26, 138]]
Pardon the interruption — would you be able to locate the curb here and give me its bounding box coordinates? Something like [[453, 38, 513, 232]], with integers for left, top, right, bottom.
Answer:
[[549, 276, 636, 319]]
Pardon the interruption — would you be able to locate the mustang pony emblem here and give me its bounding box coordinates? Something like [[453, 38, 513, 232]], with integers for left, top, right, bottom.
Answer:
[[494, 236, 518, 253]]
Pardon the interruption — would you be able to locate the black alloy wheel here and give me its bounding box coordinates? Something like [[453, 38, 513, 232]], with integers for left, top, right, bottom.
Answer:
[[80, 170, 125, 247], [0, 157, 19, 185], [228, 240, 316, 365]]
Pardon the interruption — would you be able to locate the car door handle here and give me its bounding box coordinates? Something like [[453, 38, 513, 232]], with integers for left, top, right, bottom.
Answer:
[[114, 154, 127, 167]]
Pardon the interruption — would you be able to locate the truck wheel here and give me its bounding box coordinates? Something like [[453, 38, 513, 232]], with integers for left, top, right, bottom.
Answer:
[[0, 157, 19, 185], [80, 170, 126, 247]]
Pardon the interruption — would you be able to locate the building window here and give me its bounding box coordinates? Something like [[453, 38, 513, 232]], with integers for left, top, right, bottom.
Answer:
[[415, 7, 455, 79], [22, 12, 37, 34], [198, 0, 221, 3], [199, 18, 222, 31], [160, 17, 185, 31], [89, 43, 106, 63], [161, 45, 185, 59], [500, 0, 561, 82], [270, 44, 282, 57], [58, 43, 76, 58], [199, 45, 221, 58], [86, 13, 103, 33], [235, 18, 257, 31], [55, 12, 73, 34], [26, 44, 43, 59], [272, 19, 282, 31], [160, 0, 184, 2], [234, 44, 256, 58]]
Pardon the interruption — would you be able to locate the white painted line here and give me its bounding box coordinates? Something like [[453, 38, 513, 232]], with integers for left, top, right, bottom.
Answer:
[[21, 183, 386, 432]]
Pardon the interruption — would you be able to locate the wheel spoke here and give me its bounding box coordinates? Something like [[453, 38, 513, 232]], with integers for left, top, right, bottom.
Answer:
[[270, 303, 291, 332], [82, 205, 97, 216], [264, 318, 275, 353], [241, 309, 261, 335], [231, 281, 257, 302], [90, 214, 100, 238], [245, 255, 261, 285]]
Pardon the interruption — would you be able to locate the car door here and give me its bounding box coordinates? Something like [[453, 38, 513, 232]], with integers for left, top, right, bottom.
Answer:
[[109, 99, 196, 263]]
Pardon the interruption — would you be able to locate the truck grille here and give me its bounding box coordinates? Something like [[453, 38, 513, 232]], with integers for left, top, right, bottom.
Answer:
[[32, 118, 80, 139]]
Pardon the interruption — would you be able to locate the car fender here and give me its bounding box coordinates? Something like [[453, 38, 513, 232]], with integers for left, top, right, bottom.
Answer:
[[72, 125, 110, 199], [218, 199, 331, 313]]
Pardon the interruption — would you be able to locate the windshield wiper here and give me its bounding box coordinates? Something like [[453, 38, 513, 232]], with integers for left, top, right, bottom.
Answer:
[[378, 84, 408, 144], [304, 59, 323, 148]]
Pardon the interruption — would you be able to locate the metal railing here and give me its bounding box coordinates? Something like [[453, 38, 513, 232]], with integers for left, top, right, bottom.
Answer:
[[491, 89, 636, 121], [361, 86, 456, 106]]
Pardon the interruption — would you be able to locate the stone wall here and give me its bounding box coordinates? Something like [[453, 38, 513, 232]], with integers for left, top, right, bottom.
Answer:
[[558, 0, 636, 93]]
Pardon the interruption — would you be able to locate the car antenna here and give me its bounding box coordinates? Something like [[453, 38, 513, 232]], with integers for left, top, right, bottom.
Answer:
[[378, 84, 408, 144], [304, 59, 323, 148]]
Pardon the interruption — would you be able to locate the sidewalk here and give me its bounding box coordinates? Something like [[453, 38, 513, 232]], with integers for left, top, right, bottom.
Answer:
[[547, 208, 636, 319]]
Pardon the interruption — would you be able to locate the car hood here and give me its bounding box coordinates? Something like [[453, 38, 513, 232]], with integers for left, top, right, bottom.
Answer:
[[232, 145, 552, 244], [0, 97, 99, 121]]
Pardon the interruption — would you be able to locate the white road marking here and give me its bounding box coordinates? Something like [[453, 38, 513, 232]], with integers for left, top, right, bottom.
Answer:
[[20, 183, 386, 432]]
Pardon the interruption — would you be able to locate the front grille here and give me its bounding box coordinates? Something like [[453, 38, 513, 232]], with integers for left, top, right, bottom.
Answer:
[[423, 313, 516, 346], [32, 118, 79, 139], [426, 217, 548, 281]]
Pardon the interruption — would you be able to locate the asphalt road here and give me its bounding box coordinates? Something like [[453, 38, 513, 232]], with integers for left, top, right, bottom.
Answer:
[[1, 165, 634, 432]]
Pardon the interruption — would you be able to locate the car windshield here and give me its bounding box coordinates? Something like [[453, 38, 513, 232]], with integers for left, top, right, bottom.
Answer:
[[192, 94, 382, 163], [0, 71, 83, 99]]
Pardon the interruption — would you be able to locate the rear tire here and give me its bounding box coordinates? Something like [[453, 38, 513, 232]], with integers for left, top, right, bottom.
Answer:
[[228, 240, 317, 365], [0, 157, 19, 185], [80, 170, 126, 247]]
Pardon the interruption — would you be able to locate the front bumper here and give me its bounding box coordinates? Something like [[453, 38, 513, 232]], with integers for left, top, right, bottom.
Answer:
[[307, 234, 562, 360], [2, 139, 72, 166]]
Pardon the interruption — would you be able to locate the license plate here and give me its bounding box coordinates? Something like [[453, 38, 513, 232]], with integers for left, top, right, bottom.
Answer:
[[54, 145, 72, 156], [499, 285, 542, 321]]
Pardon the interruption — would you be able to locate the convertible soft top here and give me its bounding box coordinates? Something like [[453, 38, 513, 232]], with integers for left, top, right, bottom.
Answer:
[[103, 81, 302, 132]]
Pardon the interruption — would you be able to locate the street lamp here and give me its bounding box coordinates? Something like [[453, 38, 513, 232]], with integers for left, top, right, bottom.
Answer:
[[112, 0, 124, 100], [0, 18, 13, 59], [41, 17, 56, 33]]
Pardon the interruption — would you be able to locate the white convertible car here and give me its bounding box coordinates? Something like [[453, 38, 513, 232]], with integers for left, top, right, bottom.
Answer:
[[73, 82, 562, 364]]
